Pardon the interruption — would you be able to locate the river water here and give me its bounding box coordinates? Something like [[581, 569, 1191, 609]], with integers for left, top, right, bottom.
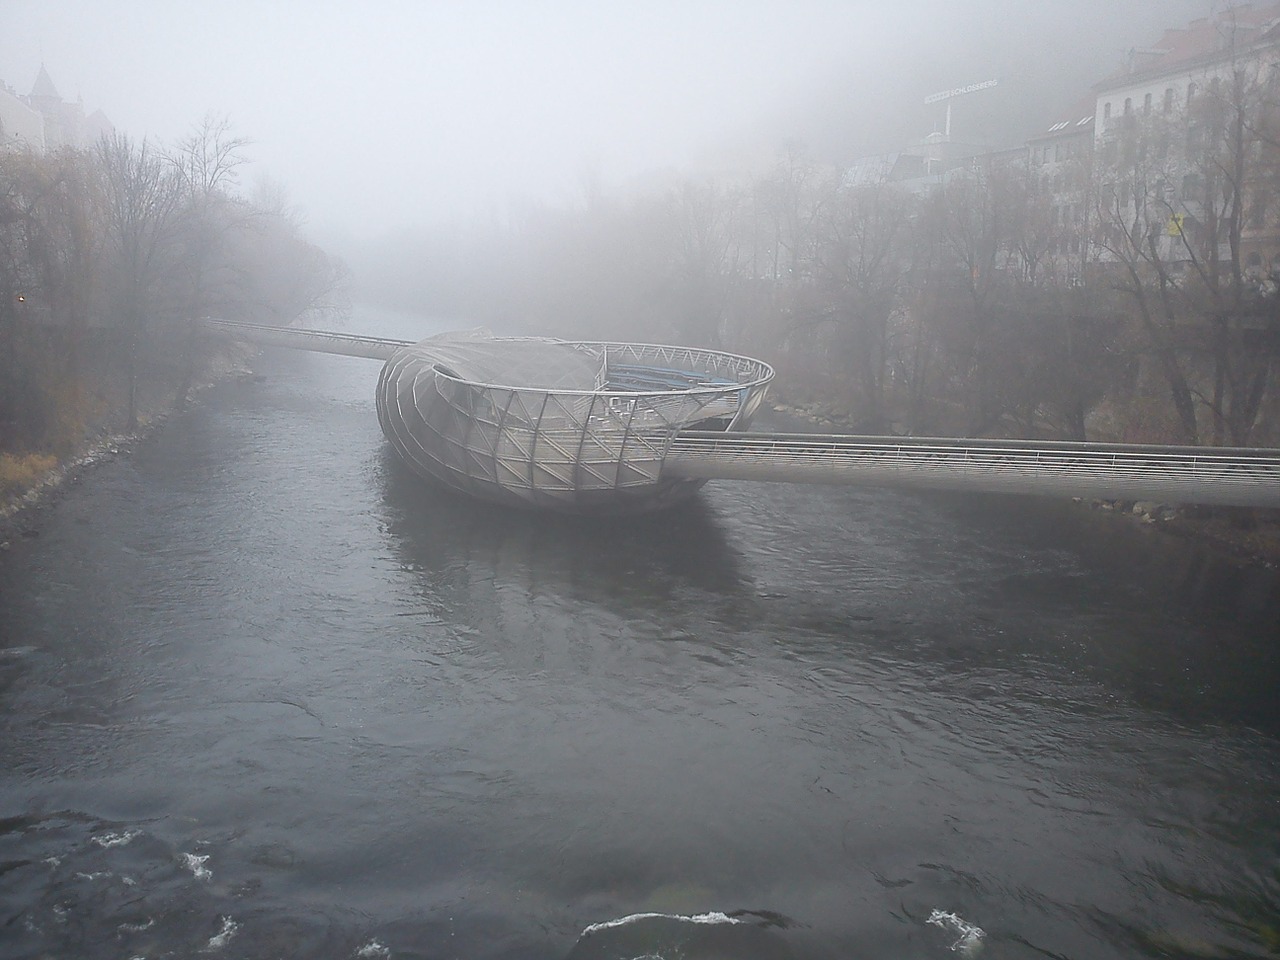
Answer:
[[2, 305, 1278, 960]]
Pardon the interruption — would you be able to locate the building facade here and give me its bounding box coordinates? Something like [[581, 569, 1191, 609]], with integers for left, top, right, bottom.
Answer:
[[1087, 3, 1280, 276], [0, 64, 113, 154]]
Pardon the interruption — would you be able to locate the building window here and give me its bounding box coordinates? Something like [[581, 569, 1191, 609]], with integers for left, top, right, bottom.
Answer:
[[1144, 92, 1152, 115], [1124, 97, 1133, 114], [1187, 81, 1197, 103], [1164, 87, 1174, 113], [1104, 102, 1112, 120]]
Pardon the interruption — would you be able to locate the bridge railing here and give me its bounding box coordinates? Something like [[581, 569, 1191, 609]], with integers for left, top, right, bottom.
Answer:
[[197, 318, 409, 360], [665, 431, 1280, 508]]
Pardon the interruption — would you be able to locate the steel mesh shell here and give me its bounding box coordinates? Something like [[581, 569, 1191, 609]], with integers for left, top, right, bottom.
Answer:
[[374, 334, 774, 513]]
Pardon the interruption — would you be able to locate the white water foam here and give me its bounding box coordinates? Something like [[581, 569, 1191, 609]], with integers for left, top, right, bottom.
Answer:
[[928, 909, 985, 956], [119, 918, 155, 933], [182, 853, 212, 880], [355, 939, 391, 957], [93, 829, 141, 848], [581, 911, 745, 936], [206, 916, 239, 951]]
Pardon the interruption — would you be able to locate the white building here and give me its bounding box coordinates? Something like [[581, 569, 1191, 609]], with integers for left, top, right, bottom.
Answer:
[[1090, 2, 1280, 272], [0, 64, 113, 154], [0, 81, 45, 152]]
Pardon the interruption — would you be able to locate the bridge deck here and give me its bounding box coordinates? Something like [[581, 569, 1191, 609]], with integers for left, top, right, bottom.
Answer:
[[199, 318, 409, 360], [665, 431, 1280, 508]]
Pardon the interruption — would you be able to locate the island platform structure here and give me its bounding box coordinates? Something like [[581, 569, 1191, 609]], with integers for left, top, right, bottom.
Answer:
[[199, 319, 1280, 513], [375, 331, 775, 512]]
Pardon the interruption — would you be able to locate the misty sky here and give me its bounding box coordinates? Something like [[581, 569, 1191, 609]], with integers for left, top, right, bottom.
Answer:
[[4, 1, 1212, 249]]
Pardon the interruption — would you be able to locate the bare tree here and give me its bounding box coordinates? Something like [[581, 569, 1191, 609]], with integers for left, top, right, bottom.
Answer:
[[810, 174, 914, 429], [94, 132, 184, 430], [665, 180, 747, 348], [168, 116, 252, 405], [0, 148, 102, 452], [1091, 43, 1280, 445]]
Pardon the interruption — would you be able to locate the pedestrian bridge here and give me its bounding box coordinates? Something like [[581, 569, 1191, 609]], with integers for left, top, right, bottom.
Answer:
[[200, 319, 1280, 511], [665, 431, 1278, 508]]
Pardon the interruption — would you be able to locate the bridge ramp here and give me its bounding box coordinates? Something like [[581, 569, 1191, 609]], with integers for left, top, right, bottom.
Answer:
[[198, 318, 409, 360], [665, 431, 1280, 509]]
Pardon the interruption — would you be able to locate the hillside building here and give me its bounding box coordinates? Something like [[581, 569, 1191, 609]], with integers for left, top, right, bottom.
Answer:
[[0, 81, 45, 152], [0, 64, 113, 154], [1088, 2, 1280, 274]]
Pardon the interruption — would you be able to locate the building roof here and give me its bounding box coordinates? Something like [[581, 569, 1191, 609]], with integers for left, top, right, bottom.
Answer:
[[1096, 1, 1280, 91], [29, 64, 60, 100], [82, 108, 114, 142], [1027, 93, 1097, 143]]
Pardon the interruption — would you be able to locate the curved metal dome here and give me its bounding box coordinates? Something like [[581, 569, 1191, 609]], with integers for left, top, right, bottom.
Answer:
[[375, 331, 774, 513]]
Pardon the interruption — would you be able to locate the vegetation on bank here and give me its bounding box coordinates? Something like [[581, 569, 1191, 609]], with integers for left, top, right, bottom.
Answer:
[[360, 60, 1280, 451], [0, 117, 346, 508], [0, 451, 56, 500]]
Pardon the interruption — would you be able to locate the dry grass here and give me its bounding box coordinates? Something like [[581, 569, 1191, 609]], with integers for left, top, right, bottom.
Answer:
[[0, 452, 59, 501]]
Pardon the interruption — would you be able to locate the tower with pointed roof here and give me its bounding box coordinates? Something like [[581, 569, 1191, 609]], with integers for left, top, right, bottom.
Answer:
[[12, 63, 111, 152], [28, 64, 82, 150], [28, 64, 60, 107]]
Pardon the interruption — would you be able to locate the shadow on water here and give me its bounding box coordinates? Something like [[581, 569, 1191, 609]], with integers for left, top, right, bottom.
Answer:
[[913, 491, 1280, 733], [375, 448, 750, 602], [929, 491, 1280, 621]]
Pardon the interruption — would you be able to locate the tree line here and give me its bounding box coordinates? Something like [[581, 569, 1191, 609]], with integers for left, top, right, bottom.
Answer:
[[365, 62, 1280, 450], [1, 117, 345, 490]]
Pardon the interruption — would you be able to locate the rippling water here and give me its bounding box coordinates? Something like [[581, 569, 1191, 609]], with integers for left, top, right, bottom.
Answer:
[[1, 306, 1278, 960]]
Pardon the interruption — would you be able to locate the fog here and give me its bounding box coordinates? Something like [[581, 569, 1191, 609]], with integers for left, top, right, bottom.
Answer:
[[5, 0, 1211, 253]]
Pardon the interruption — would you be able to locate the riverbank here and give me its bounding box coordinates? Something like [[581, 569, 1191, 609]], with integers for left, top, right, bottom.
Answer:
[[1121, 504, 1280, 570], [765, 399, 1280, 569], [0, 339, 257, 546]]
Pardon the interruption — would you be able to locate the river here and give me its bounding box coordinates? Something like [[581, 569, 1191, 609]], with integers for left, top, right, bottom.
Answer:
[[1, 305, 1278, 960]]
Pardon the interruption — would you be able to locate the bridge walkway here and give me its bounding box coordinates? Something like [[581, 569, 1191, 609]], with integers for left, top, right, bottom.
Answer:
[[199, 317, 408, 360], [664, 431, 1280, 509]]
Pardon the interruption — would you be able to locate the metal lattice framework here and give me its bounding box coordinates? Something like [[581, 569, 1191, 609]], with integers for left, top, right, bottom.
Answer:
[[375, 335, 775, 512]]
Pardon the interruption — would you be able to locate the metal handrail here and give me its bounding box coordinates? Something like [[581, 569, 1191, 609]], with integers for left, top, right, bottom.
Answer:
[[664, 431, 1280, 508]]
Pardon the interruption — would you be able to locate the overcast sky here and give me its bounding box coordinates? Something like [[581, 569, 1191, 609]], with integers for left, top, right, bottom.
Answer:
[[3, 1, 1213, 249]]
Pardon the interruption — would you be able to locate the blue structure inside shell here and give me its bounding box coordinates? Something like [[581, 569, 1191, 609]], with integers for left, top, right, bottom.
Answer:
[[374, 332, 775, 513]]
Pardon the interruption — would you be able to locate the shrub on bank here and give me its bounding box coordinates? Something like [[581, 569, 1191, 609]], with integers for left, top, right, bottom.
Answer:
[[0, 453, 59, 500]]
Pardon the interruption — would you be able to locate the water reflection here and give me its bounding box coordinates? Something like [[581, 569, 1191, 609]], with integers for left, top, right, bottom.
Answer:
[[376, 447, 750, 602]]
